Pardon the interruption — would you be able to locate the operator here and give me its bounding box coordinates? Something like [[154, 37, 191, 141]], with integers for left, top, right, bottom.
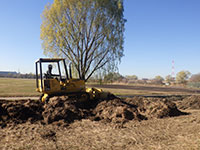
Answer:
[[46, 64, 53, 78]]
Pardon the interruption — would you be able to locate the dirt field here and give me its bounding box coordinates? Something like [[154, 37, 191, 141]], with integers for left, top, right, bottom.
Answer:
[[1, 95, 200, 149], [89, 84, 200, 96]]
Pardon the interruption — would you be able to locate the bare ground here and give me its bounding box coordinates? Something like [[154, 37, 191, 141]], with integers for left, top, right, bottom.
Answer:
[[89, 84, 200, 93], [88, 84, 200, 95], [0, 96, 200, 150]]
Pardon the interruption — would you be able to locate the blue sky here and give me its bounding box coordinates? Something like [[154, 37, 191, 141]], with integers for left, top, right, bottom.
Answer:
[[0, 0, 199, 79]]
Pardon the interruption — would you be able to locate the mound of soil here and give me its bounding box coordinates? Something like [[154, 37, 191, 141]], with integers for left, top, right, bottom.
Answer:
[[42, 97, 85, 124], [0, 96, 186, 128], [178, 95, 200, 110], [93, 99, 146, 123], [0, 100, 43, 125], [125, 97, 185, 118]]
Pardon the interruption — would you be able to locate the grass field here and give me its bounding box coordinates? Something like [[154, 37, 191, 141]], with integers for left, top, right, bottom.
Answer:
[[0, 78, 200, 97], [0, 78, 39, 97]]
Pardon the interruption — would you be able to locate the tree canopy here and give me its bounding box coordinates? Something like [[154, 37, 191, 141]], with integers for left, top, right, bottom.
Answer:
[[104, 72, 123, 83], [176, 71, 191, 84], [41, 0, 125, 81], [152, 75, 164, 85], [126, 75, 138, 80], [165, 75, 174, 85]]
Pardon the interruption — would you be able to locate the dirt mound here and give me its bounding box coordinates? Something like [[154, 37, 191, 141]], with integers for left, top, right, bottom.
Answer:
[[0, 100, 43, 127], [0, 96, 186, 128], [125, 97, 185, 118], [42, 97, 147, 124], [42, 97, 85, 124], [178, 95, 200, 110], [42, 96, 186, 124], [93, 99, 146, 123]]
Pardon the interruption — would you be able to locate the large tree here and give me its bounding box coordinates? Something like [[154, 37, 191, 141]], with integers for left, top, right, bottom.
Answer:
[[104, 72, 123, 83], [152, 75, 164, 85], [41, 0, 125, 81], [176, 71, 191, 84], [165, 75, 174, 85]]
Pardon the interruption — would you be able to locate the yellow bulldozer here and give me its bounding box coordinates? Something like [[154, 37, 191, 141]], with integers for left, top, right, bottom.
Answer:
[[35, 58, 114, 103]]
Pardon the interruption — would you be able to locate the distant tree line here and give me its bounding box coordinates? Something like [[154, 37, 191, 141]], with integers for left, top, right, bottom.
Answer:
[[0, 73, 36, 79], [2, 70, 200, 88], [188, 73, 200, 88], [88, 70, 200, 88]]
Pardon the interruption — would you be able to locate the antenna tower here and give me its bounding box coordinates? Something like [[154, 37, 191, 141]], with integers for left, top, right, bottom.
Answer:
[[171, 60, 175, 78]]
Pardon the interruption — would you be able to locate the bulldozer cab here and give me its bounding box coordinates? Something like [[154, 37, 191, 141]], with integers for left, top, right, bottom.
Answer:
[[36, 58, 68, 92]]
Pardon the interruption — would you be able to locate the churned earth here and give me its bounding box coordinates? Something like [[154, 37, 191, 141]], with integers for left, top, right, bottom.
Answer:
[[0, 95, 200, 150]]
